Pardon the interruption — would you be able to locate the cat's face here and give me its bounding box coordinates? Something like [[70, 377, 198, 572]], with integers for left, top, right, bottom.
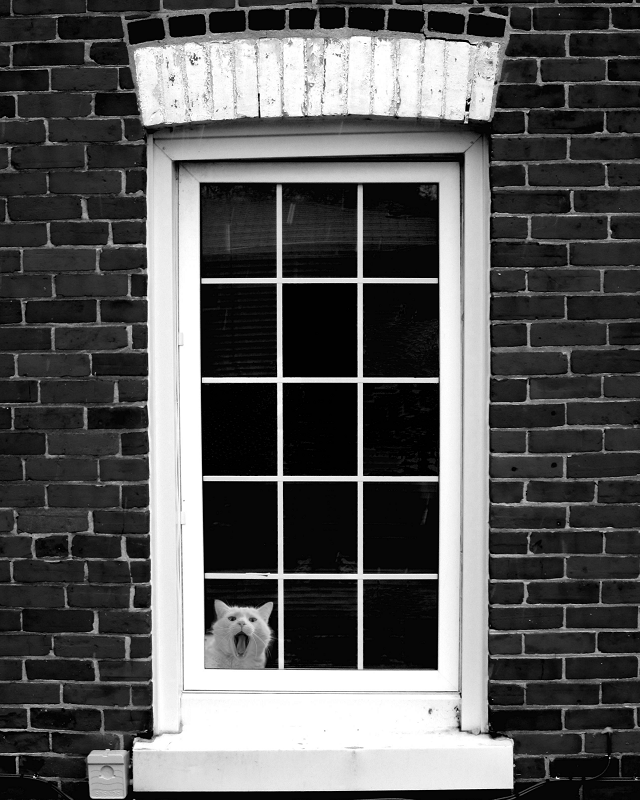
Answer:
[[211, 600, 273, 661]]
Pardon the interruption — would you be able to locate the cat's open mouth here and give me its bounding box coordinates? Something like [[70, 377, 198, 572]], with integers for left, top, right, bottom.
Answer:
[[233, 632, 250, 658]]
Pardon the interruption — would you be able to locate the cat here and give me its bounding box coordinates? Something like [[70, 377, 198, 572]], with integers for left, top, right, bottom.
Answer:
[[204, 599, 273, 669]]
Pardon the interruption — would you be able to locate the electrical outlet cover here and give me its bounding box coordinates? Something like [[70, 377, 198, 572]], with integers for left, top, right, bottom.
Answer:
[[87, 750, 129, 799]]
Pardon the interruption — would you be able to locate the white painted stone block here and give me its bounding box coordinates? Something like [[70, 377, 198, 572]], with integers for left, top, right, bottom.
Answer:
[[209, 41, 236, 120], [443, 40, 472, 121], [347, 37, 372, 116], [183, 43, 210, 122], [134, 47, 165, 127], [420, 38, 445, 119], [234, 40, 259, 118], [322, 39, 348, 116], [257, 39, 283, 118], [282, 37, 306, 117], [305, 39, 325, 117], [160, 45, 187, 125], [468, 41, 499, 122], [397, 38, 422, 118], [372, 38, 396, 117]]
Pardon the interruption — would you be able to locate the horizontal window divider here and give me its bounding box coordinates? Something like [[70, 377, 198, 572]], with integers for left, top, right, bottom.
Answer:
[[201, 377, 439, 383], [200, 278, 439, 284], [201, 475, 439, 482], [204, 573, 439, 580]]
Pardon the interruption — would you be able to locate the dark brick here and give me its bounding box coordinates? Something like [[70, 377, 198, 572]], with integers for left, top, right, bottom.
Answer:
[[609, 59, 640, 81], [491, 321, 527, 344], [497, 85, 565, 109], [23, 610, 93, 633], [26, 660, 95, 681], [606, 531, 640, 555], [603, 681, 640, 704], [248, 9, 285, 29], [26, 300, 96, 323], [0, 484, 44, 507], [51, 224, 109, 246], [56, 274, 128, 297], [52, 67, 118, 92], [9, 195, 81, 221], [0, 584, 63, 608], [532, 215, 607, 240], [71, 535, 121, 559], [88, 196, 145, 219], [99, 248, 146, 272], [14, 42, 84, 66], [93, 510, 149, 534], [527, 481, 594, 503], [0, 173, 46, 195], [41, 380, 114, 405], [605, 271, 640, 293], [15, 407, 83, 430], [168, 14, 207, 37], [571, 505, 640, 528], [428, 11, 463, 34], [58, 15, 123, 39], [18, 354, 90, 377], [48, 484, 120, 508], [569, 295, 640, 319], [52, 731, 122, 754], [506, 33, 566, 58], [18, 511, 88, 533], [567, 556, 639, 579], [530, 429, 601, 453], [98, 661, 151, 681], [210, 10, 245, 32], [56, 327, 127, 351], [89, 42, 129, 65], [95, 93, 139, 117], [493, 190, 570, 214], [492, 112, 525, 134], [528, 581, 599, 604], [492, 242, 567, 268], [26, 458, 97, 482], [572, 140, 640, 163], [571, 33, 639, 57], [101, 298, 146, 320], [50, 119, 122, 143], [491, 556, 564, 579], [494, 343, 566, 370], [531, 322, 605, 347], [88, 407, 147, 429], [31, 708, 101, 731], [599, 631, 640, 653], [490, 606, 563, 631], [491, 456, 563, 479], [35, 535, 69, 558], [0, 328, 50, 352], [568, 599, 638, 627], [541, 58, 605, 82], [0, 70, 48, 91], [492, 709, 562, 732], [112, 222, 146, 245], [490, 658, 562, 681], [0, 634, 50, 658], [525, 632, 595, 655], [11, 144, 84, 169], [67, 587, 130, 611], [490, 402, 565, 427], [0, 381, 37, 403], [606, 428, 640, 451], [569, 453, 640, 478], [387, 9, 423, 33], [0, 223, 47, 247], [527, 682, 599, 706], [62, 684, 129, 706], [18, 93, 92, 118], [48, 432, 118, 456]]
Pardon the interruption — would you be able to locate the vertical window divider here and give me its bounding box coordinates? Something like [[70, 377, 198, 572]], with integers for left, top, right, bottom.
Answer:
[[357, 184, 364, 670], [276, 183, 285, 670]]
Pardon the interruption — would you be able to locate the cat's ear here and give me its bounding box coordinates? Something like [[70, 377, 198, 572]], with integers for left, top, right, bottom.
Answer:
[[257, 602, 273, 622], [214, 599, 230, 619]]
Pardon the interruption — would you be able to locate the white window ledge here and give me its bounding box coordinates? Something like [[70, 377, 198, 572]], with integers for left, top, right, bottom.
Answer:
[[133, 694, 513, 792]]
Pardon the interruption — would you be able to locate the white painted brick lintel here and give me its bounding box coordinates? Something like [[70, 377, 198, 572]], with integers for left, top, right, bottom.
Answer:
[[133, 36, 502, 128]]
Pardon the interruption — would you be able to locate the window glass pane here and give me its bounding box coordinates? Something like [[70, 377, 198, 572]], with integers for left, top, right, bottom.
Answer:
[[284, 580, 357, 668], [363, 384, 439, 476], [201, 184, 276, 278], [363, 580, 438, 669], [364, 285, 439, 378], [282, 184, 357, 277], [203, 482, 277, 573], [202, 384, 276, 475], [284, 483, 357, 573], [364, 483, 438, 574], [363, 184, 438, 278], [283, 285, 356, 378], [201, 285, 276, 377], [205, 578, 278, 669], [284, 384, 357, 476]]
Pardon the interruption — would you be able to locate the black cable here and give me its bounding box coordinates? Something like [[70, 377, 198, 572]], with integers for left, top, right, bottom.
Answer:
[[0, 772, 75, 800]]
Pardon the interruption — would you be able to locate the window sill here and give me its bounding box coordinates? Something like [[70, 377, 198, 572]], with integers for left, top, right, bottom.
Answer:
[[132, 693, 513, 792]]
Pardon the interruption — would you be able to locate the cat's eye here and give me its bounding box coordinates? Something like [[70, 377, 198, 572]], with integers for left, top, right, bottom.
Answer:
[[228, 616, 236, 621], [249, 617, 257, 622]]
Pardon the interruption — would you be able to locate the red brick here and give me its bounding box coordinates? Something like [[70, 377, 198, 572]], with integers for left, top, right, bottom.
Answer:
[[491, 456, 563, 479]]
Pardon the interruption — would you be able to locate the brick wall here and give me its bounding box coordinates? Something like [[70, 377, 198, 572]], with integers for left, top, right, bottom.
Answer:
[[0, 0, 639, 797], [0, 1, 151, 796], [490, 4, 640, 793]]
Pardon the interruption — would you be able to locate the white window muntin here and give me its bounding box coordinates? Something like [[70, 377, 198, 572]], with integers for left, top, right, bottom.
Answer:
[[178, 161, 461, 692]]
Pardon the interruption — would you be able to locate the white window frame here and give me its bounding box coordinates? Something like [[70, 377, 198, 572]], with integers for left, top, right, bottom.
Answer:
[[136, 120, 513, 793], [180, 160, 459, 694]]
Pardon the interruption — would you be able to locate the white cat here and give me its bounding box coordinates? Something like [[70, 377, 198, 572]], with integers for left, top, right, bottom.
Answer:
[[204, 599, 273, 669]]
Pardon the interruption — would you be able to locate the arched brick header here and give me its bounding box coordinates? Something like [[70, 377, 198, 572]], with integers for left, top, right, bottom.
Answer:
[[132, 34, 505, 127]]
